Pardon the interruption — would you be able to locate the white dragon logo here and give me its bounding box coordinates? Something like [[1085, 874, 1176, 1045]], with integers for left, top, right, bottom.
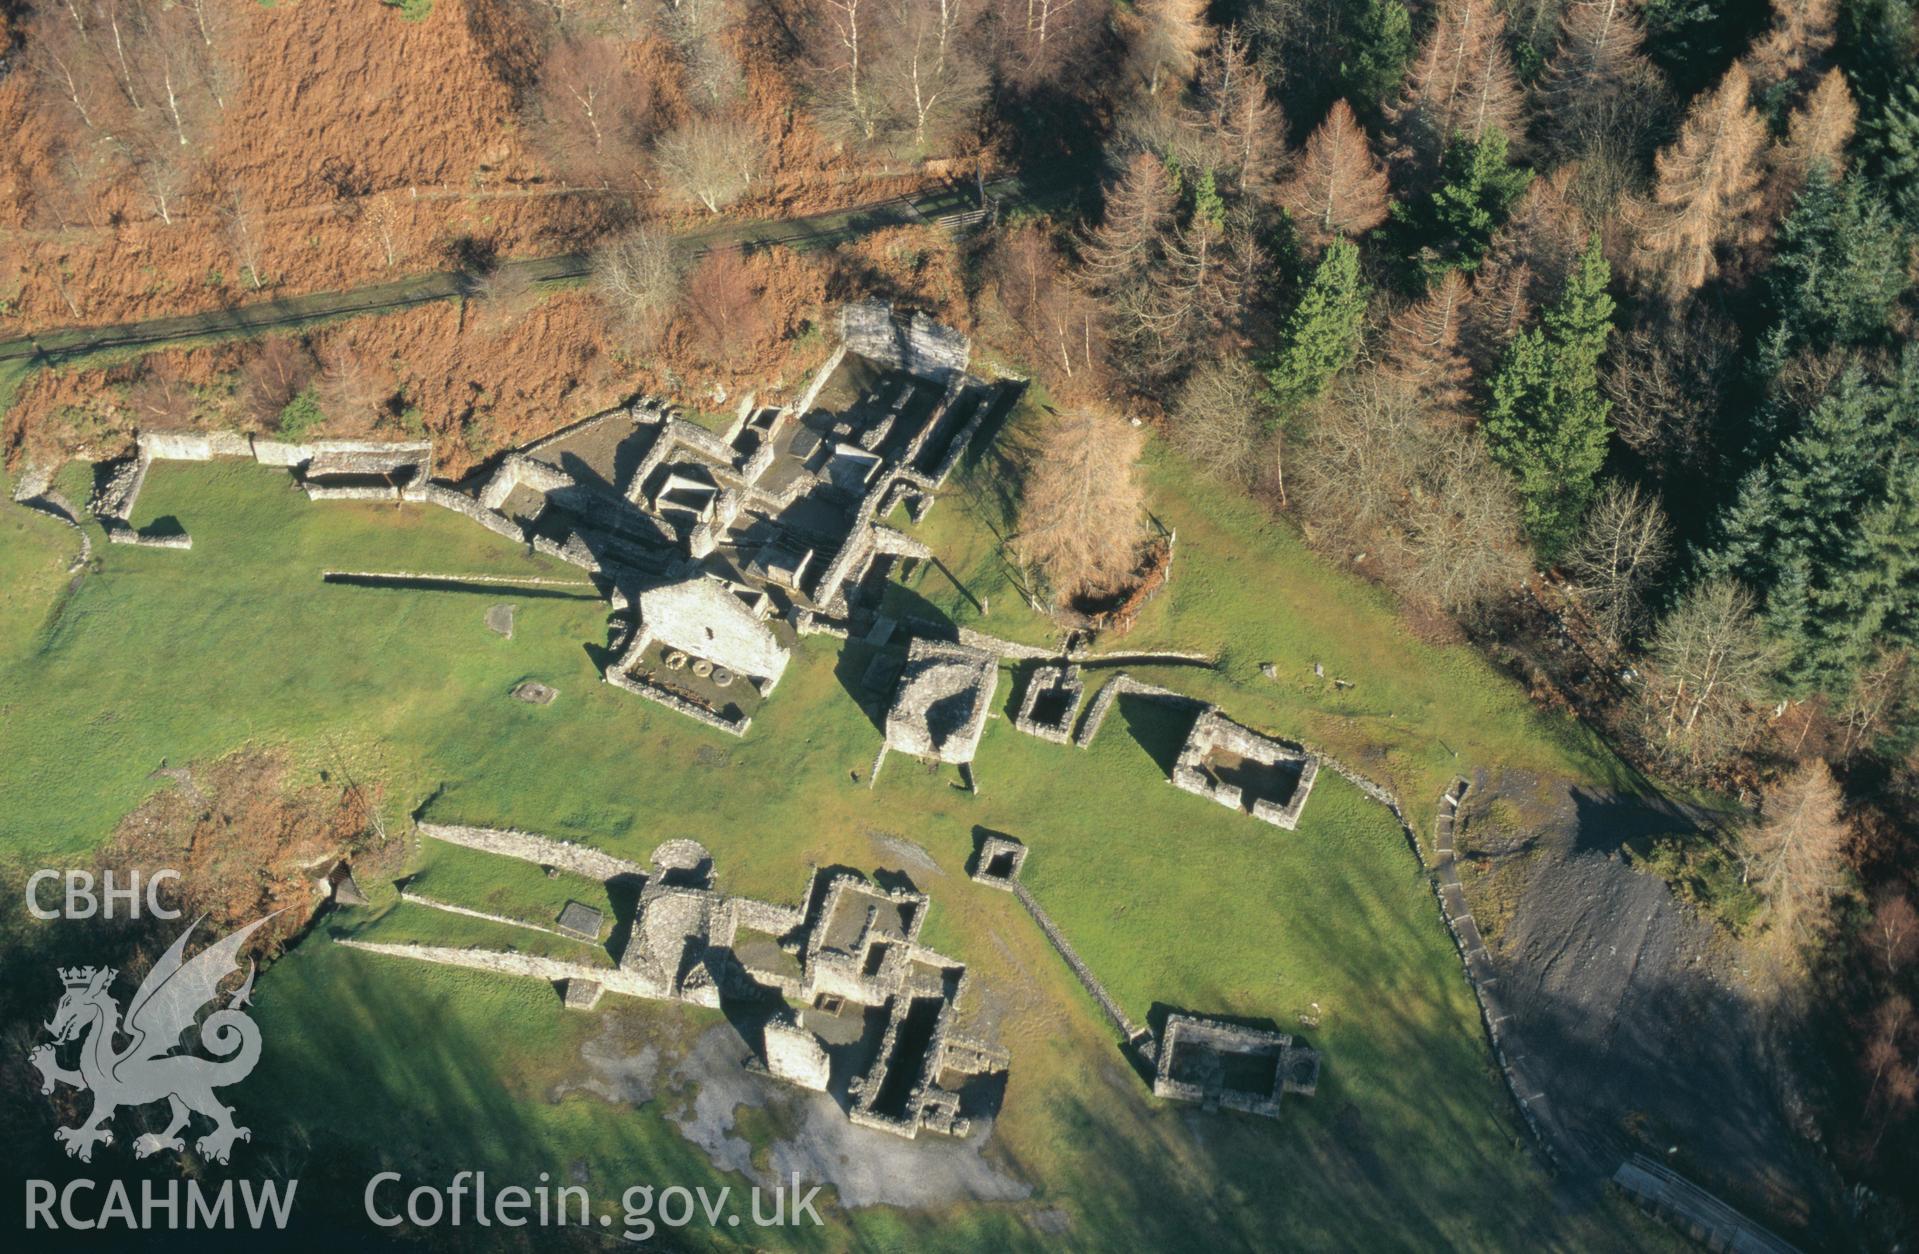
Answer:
[[28, 914, 276, 1165]]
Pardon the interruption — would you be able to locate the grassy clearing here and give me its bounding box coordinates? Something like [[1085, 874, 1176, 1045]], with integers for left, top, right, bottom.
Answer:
[[0, 465, 83, 659], [896, 399, 1633, 833], [0, 452, 1654, 1247]]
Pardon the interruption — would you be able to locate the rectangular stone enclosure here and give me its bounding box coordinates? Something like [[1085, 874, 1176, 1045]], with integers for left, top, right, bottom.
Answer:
[[1013, 665, 1084, 744], [1172, 709, 1320, 830], [1152, 1014, 1321, 1119]]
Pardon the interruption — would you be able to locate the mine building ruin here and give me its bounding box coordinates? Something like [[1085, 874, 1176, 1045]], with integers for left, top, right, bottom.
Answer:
[[345, 827, 1008, 1142], [1172, 709, 1320, 829], [1151, 1014, 1321, 1119], [879, 638, 1000, 771]]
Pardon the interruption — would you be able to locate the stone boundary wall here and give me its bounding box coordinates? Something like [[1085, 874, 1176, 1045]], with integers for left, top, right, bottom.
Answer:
[[416, 821, 647, 882], [104, 523, 192, 549], [1011, 882, 1148, 1045], [1073, 673, 1204, 748], [1425, 777, 1558, 1165], [339, 941, 666, 1000], [402, 484, 527, 541], [956, 625, 1053, 660], [604, 666, 751, 737], [399, 891, 568, 938], [792, 344, 848, 420], [324, 568, 591, 589], [921, 381, 999, 490], [304, 485, 402, 502]]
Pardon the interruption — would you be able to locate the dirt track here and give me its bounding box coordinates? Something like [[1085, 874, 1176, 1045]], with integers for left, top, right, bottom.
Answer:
[[0, 175, 1048, 366], [1457, 770, 1838, 1238]]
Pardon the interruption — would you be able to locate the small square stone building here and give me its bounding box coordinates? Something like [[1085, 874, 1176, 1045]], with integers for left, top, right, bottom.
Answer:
[[884, 639, 999, 765]]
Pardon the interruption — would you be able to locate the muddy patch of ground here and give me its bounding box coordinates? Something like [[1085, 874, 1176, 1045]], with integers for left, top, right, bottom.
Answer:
[[1460, 769, 1837, 1235]]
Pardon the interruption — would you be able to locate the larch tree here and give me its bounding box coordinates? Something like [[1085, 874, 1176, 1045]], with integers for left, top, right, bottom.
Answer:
[[1388, 0, 1525, 172], [1773, 68, 1857, 198], [1380, 270, 1474, 423], [1183, 26, 1286, 200], [1745, 0, 1838, 112], [1535, 0, 1665, 166], [1483, 234, 1617, 556], [1130, 0, 1211, 97], [1744, 759, 1850, 945], [1633, 61, 1770, 302], [1012, 407, 1149, 605], [1277, 99, 1392, 250]]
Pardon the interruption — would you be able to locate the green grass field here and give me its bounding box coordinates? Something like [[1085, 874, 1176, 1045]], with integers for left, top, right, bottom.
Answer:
[[0, 439, 1657, 1248]]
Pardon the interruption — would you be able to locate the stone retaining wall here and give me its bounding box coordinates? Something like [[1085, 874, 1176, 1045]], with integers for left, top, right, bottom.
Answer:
[[416, 821, 647, 882]]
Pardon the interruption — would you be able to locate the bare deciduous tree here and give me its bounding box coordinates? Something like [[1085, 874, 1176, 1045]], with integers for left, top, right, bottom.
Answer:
[[529, 35, 657, 188], [1638, 578, 1779, 769], [653, 113, 764, 213], [240, 338, 317, 426], [1564, 479, 1670, 647], [1182, 26, 1286, 199], [591, 224, 685, 335], [221, 192, 266, 291], [1171, 354, 1266, 482], [1870, 890, 1919, 975], [1128, 0, 1210, 98], [1012, 407, 1149, 605], [985, 224, 1108, 393]]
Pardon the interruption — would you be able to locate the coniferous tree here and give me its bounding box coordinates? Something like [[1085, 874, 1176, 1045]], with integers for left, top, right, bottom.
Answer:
[[1389, 0, 1527, 171], [1381, 270, 1474, 423], [1536, 0, 1666, 164], [1483, 234, 1616, 555], [1277, 99, 1393, 249], [1392, 127, 1532, 279], [1633, 60, 1770, 301], [1340, 0, 1415, 115], [1707, 352, 1919, 693], [1861, 77, 1919, 228], [1763, 170, 1909, 355], [1186, 27, 1287, 199], [1266, 238, 1370, 412], [1747, 0, 1839, 113], [1775, 68, 1858, 195]]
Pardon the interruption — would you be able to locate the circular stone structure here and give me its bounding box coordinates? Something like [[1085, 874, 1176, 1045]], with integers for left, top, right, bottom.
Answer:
[[665, 651, 688, 670], [711, 667, 734, 688], [691, 658, 715, 678], [649, 838, 712, 871]]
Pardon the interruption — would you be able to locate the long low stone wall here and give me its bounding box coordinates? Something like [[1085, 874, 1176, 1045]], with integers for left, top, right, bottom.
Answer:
[[1073, 673, 1204, 748], [416, 822, 647, 882], [338, 940, 667, 1000], [1012, 882, 1149, 1046], [398, 891, 570, 938]]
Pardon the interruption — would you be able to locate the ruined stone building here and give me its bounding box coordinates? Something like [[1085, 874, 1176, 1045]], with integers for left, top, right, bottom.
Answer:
[[345, 825, 1008, 1141]]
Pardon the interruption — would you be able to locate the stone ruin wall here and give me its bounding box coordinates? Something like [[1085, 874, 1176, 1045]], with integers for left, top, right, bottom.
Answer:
[[604, 659, 752, 738], [839, 301, 971, 380], [338, 941, 666, 1000], [1010, 881, 1147, 1045], [416, 821, 647, 882], [399, 890, 567, 938]]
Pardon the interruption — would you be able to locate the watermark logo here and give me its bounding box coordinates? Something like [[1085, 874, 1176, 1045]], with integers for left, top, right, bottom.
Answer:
[[28, 913, 275, 1165]]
